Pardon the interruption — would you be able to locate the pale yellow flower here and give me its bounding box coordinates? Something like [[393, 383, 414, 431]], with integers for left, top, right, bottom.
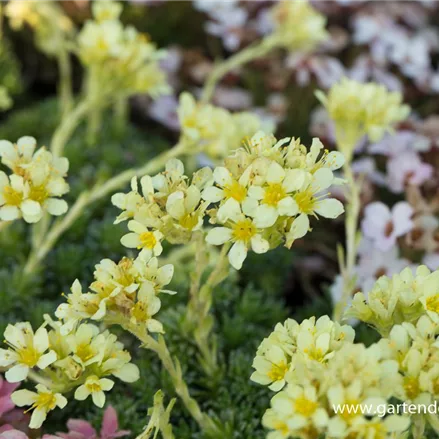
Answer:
[[12, 384, 67, 429], [0, 322, 57, 383], [270, 1, 328, 52], [74, 375, 114, 408], [316, 78, 410, 156]]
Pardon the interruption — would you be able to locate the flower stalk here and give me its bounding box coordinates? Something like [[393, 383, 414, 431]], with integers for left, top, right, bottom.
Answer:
[[118, 319, 223, 438], [185, 237, 231, 376], [201, 39, 275, 104], [57, 47, 73, 119], [333, 151, 361, 322]]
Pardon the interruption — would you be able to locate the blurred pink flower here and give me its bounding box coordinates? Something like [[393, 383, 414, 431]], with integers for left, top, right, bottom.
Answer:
[[356, 239, 412, 291], [0, 430, 28, 439], [369, 131, 431, 156], [148, 95, 180, 131], [362, 201, 414, 251], [57, 406, 129, 439], [424, 253, 439, 270], [286, 53, 345, 89], [0, 375, 28, 434], [386, 151, 434, 193]]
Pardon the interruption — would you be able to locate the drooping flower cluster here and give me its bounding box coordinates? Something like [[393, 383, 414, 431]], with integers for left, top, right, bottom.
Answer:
[[0, 136, 69, 223], [113, 131, 345, 270], [316, 78, 410, 158], [77, 1, 169, 98], [55, 250, 175, 336], [0, 319, 139, 429], [177, 92, 269, 161], [252, 316, 410, 439], [268, 1, 328, 52]]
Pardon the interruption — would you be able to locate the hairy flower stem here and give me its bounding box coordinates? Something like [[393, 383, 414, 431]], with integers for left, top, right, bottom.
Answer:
[[57, 48, 73, 119], [333, 160, 361, 322], [51, 98, 95, 158], [200, 39, 275, 104], [119, 320, 223, 438], [86, 67, 103, 146], [186, 241, 231, 376], [23, 142, 188, 278], [113, 96, 129, 138]]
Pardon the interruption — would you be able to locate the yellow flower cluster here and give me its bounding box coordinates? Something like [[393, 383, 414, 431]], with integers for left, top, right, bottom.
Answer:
[[77, 1, 169, 97], [342, 266, 439, 433], [268, 1, 328, 52], [252, 316, 410, 439], [316, 78, 410, 158], [0, 136, 69, 223], [345, 265, 437, 336], [0, 318, 139, 429], [112, 158, 213, 247], [177, 92, 268, 161], [55, 250, 175, 335], [113, 131, 345, 270], [5, 1, 74, 56]]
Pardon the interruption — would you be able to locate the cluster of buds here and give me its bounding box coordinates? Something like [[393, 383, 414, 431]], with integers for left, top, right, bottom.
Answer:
[[379, 316, 439, 407], [177, 92, 268, 161], [113, 131, 345, 270], [345, 265, 439, 336], [251, 316, 410, 438], [268, 1, 328, 52], [0, 136, 69, 223], [55, 250, 175, 336], [316, 78, 410, 158], [0, 319, 139, 429], [112, 158, 213, 248], [77, 1, 169, 97]]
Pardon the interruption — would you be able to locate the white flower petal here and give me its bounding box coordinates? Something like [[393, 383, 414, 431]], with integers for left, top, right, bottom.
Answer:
[[45, 198, 68, 216], [206, 227, 232, 245], [251, 235, 269, 254], [315, 198, 344, 219], [228, 241, 247, 270]]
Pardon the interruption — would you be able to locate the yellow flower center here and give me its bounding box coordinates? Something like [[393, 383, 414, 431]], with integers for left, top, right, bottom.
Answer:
[[35, 391, 57, 411], [86, 379, 102, 393], [179, 213, 199, 230], [294, 396, 318, 417], [404, 376, 420, 399], [273, 421, 289, 435], [232, 219, 257, 243], [29, 184, 49, 203], [96, 37, 108, 52], [267, 361, 288, 382], [303, 346, 325, 362], [223, 180, 247, 202], [3, 185, 23, 206], [76, 344, 95, 362], [18, 346, 40, 367], [131, 301, 148, 322], [294, 189, 316, 214], [338, 398, 361, 420], [263, 183, 286, 207], [426, 295, 439, 313], [138, 231, 157, 249]]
